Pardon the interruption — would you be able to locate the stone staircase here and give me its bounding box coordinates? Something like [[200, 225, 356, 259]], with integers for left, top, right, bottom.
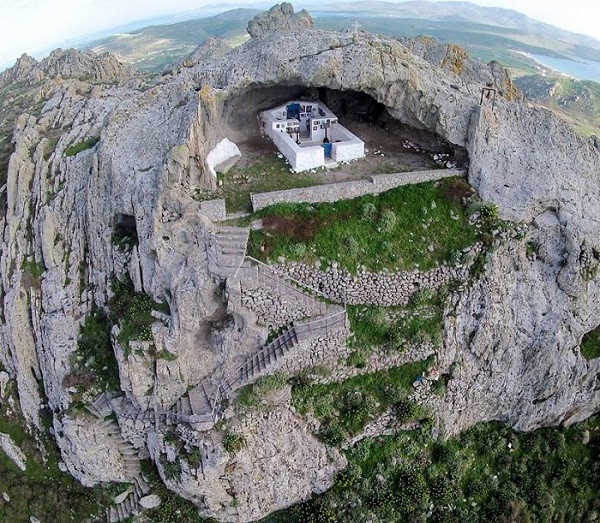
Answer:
[[207, 226, 250, 279], [219, 305, 347, 397], [87, 391, 117, 418], [235, 259, 327, 328], [163, 306, 347, 427], [165, 383, 215, 428], [94, 417, 142, 478], [219, 324, 300, 396], [85, 396, 152, 523], [294, 305, 346, 342], [103, 475, 151, 523]]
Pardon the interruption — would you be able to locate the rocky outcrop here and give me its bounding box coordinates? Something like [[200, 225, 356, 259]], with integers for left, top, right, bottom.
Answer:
[[247, 3, 313, 38], [0, 53, 38, 86], [434, 103, 600, 435], [399, 36, 520, 101], [0, 432, 26, 471], [0, 5, 599, 522], [150, 401, 346, 522], [180, 38, 233, 69], [0, 48, 135, 87], [56, 415, 140, 486]]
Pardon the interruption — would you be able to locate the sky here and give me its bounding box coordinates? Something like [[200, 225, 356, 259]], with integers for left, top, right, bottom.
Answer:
[[0, 0, 599, 70]]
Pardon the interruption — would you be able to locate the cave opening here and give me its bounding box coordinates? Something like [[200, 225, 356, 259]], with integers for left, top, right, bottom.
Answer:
[[224, 84, 468, 170], [113, 213, 138, 249]]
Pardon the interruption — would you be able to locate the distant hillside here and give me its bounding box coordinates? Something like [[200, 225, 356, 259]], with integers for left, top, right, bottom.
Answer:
[[514, 74, 600, 136], [316, 1, 600, 52], [311, 1, 600, 75], [78, 1, 600, 135], [86, 8, 260, 71]]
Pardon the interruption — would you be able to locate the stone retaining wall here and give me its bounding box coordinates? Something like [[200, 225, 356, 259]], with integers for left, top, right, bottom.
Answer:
[[279, 259, 476, 306], [310, 343, 436, 386], [240, 325, 434, 391], [251, 168, 465, 211]]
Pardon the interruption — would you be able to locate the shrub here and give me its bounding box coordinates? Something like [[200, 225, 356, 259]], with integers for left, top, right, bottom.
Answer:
[[317, 420, 346, 447], [160, 456, 181, 481], [479, 202, 499, 220], [64, 137, 100, 157], [344, 235, 360, 257], [289, 242, 307, 258], [378, 209, 397, 233], [393, 398, 420, 423], [361, 202, 377, 222], [581, 326, 600, 361], [222, 432, 245, 454], [394, 468, 430, 514], [409, 286, 435, 307], [110, 276, 160, 347], [64, 308, 119, 395]]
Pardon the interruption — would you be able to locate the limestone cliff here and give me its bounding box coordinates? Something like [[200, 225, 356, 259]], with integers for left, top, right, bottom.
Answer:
[[0, 48, 136, 87], [0, 4, 599, 522]]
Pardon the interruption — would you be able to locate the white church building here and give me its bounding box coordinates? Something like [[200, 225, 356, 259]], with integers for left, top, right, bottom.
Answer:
[[261, 101, 365, 172]]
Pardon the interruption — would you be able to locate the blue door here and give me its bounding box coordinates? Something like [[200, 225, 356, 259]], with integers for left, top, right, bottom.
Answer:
[[286, 103, 301, 120]]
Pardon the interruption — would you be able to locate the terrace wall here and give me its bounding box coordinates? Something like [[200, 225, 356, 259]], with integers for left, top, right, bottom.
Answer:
[[251, 168, 466, 211]]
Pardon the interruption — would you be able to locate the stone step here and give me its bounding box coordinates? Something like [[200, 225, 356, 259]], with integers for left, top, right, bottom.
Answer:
[[216, 226, 249, 238], [218, 245, 247, 256], [120, 446, 138, 457], [216, 233, 248, 244], [178, 395, 192, 416], [135, 475, 151, 495], [189, 386, 211, 416], [108, 506, 119, 523]]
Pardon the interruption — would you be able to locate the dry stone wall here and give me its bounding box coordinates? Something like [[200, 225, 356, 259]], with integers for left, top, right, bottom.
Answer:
[[240, 284, 325, 328], [251, 169, 464, 211], [309, 342, 436, 386], [279, 259, 475, 306]]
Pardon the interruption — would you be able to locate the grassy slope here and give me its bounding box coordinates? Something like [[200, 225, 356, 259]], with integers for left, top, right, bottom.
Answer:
[[264, 417, 600, 523], [515, 74, 600, 135], [247, 177, 481, 273], [87, 8, 259, 71]]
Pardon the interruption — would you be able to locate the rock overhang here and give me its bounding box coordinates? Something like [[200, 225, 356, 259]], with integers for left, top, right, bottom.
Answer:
[[191, 29, 482, 150]]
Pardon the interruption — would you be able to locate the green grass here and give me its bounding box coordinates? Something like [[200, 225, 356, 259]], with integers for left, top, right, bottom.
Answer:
[[109, 276, 169, 348], [347, 287, 445, 359], [64, 308, 120, 400], [292, 357, 433, 443], [204, 155, 321, 213], [64, 137, 100, 157], [263, 416, 600, 523], [248, 177, 480, 273], [234, 372, 289, 409], [22, 259, 46, 279], [581, 326, 600, 361]]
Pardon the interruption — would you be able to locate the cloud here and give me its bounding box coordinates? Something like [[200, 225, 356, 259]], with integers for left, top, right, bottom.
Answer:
[[0, 0, 259, 68]]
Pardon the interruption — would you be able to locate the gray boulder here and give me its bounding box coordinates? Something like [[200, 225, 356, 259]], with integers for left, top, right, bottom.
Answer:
[[247, 3, 313, 37]]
